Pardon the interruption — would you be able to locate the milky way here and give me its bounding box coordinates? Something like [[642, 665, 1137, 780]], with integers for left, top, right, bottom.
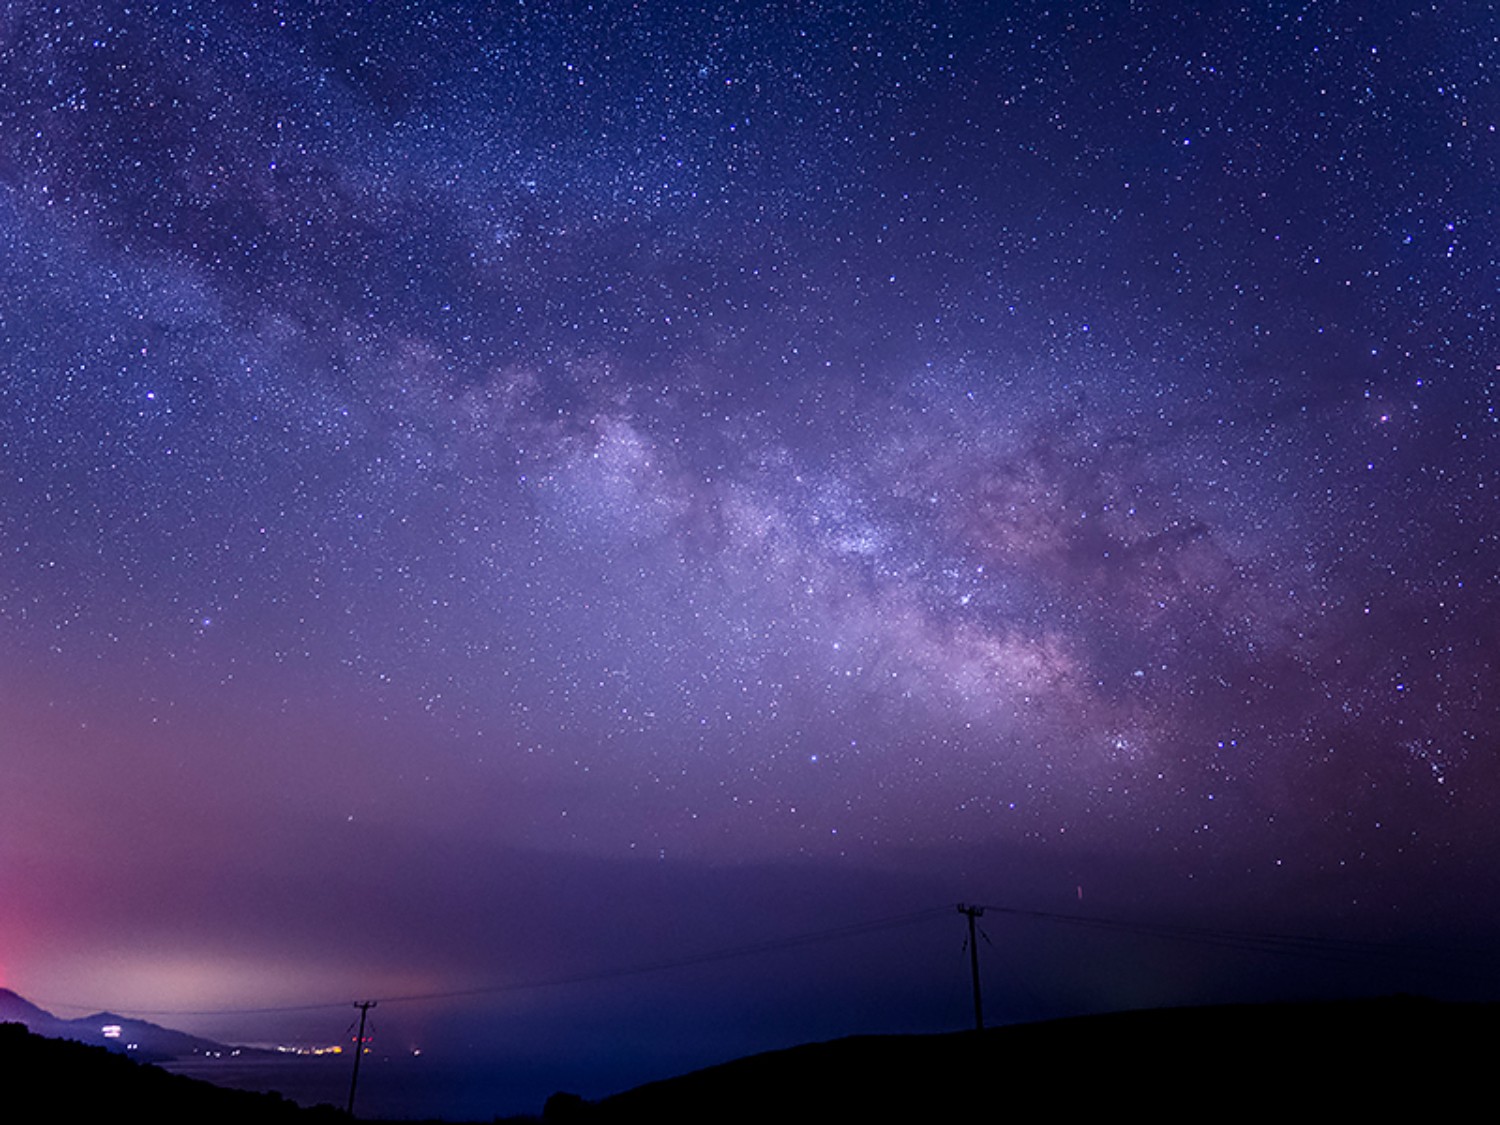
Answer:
[[1, 0, 1496, 1110]]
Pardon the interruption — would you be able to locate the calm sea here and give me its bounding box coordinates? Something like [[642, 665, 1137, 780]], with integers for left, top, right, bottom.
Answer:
[[163, 1053, 573, 1121]]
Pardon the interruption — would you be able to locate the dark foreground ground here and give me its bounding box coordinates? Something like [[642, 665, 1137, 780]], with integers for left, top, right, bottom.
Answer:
[[549, 995, 1497, 1123], [6, 996, 1495, 1123], [0, 1021, 347, 1123]]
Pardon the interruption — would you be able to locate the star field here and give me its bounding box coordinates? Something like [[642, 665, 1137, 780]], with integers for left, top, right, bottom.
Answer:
[[1, 0, 1497, 1105]]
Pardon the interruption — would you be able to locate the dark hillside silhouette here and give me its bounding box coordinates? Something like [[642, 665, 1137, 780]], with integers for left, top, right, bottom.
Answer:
[[4, 996, 1493, 1122], [0, 1023, 346, 1124], [556, 996, 1495, 1122]]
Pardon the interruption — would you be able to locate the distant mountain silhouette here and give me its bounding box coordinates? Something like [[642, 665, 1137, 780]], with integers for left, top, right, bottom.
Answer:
[[0, 987, 251, 1063], [540, 996, 1496, 1121], [0, 988, 51, 1026], [0, 1022, 346, 1122]]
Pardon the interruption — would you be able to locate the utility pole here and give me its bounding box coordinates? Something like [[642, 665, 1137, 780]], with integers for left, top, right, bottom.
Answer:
[[957, 904, 985, 1031], [347, 1000, 377, 1117]]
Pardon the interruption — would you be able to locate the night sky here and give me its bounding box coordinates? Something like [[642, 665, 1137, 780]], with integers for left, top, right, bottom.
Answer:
[[2, 0, 1497, 1114]]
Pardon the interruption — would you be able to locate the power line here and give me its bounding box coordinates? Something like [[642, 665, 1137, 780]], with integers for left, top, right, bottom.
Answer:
[[957, 904, 985, 1031], [34, 901, 1491, 1023], [346, 1001, 375, 1117], [38, 905, 954, 1018], [971, 903, 1497, 980], [371, 905, 956, 1007]]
